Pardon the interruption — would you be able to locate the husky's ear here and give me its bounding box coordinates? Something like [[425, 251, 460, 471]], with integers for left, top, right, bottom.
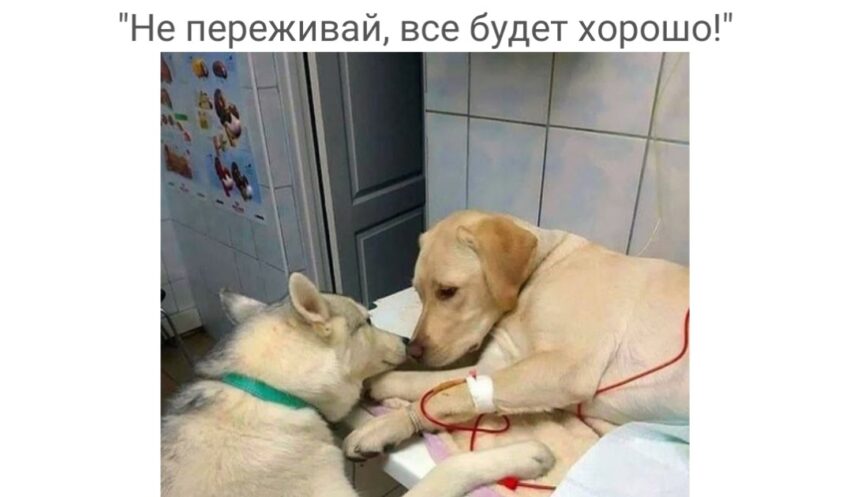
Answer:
[[220, 290, 267, 325], [289, 273, 330, 326]]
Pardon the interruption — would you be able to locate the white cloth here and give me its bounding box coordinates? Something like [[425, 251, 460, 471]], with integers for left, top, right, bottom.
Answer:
[[553, 422, 689, 497], [368, 287, 421, 339]]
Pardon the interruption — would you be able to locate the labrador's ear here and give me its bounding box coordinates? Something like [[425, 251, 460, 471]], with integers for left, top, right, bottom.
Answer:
[[457, 216, 537, 311], [220, 290, 267, 325], [288, 272, 331, 325]]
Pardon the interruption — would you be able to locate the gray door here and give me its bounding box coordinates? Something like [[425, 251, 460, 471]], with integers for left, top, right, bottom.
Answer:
[[308, 53, 425, 305]]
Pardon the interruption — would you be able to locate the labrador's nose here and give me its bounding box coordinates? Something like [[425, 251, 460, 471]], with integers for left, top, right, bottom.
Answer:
[[407, 339, 425, 360], [401, 336, 410, 346]]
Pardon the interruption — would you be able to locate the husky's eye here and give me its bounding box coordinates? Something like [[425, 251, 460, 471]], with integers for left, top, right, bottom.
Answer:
[[352, 317, 370, 334], [436, 286, 458, 301]]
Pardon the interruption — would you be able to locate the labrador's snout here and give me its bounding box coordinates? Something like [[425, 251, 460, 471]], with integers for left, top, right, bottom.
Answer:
[[407, 338, 425, 360]]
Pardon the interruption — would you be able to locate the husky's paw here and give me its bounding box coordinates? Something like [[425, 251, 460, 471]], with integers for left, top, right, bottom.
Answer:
[[439, 440, 556, 489], [498, 441, 556, 480], [343, 409, 414, 461], [367, 372, 417, 402]]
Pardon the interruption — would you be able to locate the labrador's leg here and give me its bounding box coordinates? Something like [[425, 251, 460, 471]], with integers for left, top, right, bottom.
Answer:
[[367, 367, 472, 403], [345, 349, 607, 459], [401, 441, 555, 497], [368, 340, 512, 403]]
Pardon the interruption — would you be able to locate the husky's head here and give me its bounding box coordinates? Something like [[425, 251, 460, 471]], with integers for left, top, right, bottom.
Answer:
[[197, 273, 407, 421]]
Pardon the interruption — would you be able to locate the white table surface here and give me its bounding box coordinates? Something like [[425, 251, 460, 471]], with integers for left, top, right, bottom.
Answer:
[[341, 406, 436, 489]]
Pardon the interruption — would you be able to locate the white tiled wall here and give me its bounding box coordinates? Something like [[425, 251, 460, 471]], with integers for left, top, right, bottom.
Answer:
[[425, 52, 690, 266], [162, 53, 316, 339], [540, 128, 646, 251], [161, 212, 201, 334], [470, 53, 552, 123], [467, 119, 546, 224], [549, 53, 661, 135]]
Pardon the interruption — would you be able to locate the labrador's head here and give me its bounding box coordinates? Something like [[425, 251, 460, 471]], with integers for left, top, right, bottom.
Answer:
[[410, 211, 538, 366]]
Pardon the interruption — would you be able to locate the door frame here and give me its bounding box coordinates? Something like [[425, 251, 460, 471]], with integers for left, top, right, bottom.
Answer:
[[305, 52, 344, 293], [304, 52, 426, 304], [273, 52, 334, 292]]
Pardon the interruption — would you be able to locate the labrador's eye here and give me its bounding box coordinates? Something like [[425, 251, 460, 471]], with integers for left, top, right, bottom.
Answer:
[[436, 286, 458, 301], [366, 317, 372, 325]]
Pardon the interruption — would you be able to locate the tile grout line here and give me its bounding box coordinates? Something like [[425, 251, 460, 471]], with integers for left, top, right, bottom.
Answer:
[[537, 53, 557, 226], [269, 57, 312, 275], [171, 209, 286, 272], [248, 52, 290, 275], [272, 184, 309, 273], [422, 55, 429, 227], [464, 52, 472, 209], [626, 53, 666, 254], [425, 109, 689, 146]]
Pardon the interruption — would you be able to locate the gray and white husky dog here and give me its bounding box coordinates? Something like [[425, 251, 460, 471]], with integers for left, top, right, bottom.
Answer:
[[162, 273, 554, 497]]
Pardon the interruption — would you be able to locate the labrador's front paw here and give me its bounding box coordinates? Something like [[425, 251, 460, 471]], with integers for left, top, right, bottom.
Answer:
[[343, 408, 415, 461]]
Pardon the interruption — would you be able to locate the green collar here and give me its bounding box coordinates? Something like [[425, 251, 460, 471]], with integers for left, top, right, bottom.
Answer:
[[221, 373, 315, 411]]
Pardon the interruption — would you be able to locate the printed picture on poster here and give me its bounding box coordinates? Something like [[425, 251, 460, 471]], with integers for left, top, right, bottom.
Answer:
[[160, 53, 208, 200], [206, 148, 263, 216], [186, 53, 265, 223]]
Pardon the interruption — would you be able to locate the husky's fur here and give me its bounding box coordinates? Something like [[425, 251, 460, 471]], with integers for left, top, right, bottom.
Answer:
[[162, 272, 555, 497]]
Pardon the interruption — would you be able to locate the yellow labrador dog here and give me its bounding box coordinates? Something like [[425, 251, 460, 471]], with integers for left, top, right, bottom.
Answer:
[[344, 210, 688, 460]]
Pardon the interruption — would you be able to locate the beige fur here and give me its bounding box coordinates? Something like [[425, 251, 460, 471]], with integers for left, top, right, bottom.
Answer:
[[344, 210, 689, 460], [162, 272, 555, 497]]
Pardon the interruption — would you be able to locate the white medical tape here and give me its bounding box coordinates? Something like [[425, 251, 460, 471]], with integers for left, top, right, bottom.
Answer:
[[465, 374, 496, 413]]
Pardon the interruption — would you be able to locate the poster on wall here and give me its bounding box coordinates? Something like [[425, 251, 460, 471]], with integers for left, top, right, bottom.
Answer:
[[160, 53, 208, 200], [184, 53, 266, 224]]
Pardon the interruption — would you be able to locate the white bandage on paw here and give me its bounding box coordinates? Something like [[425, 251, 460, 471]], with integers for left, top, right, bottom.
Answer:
[[465, 374, 496, 413], [405, 404, 423, 433]]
